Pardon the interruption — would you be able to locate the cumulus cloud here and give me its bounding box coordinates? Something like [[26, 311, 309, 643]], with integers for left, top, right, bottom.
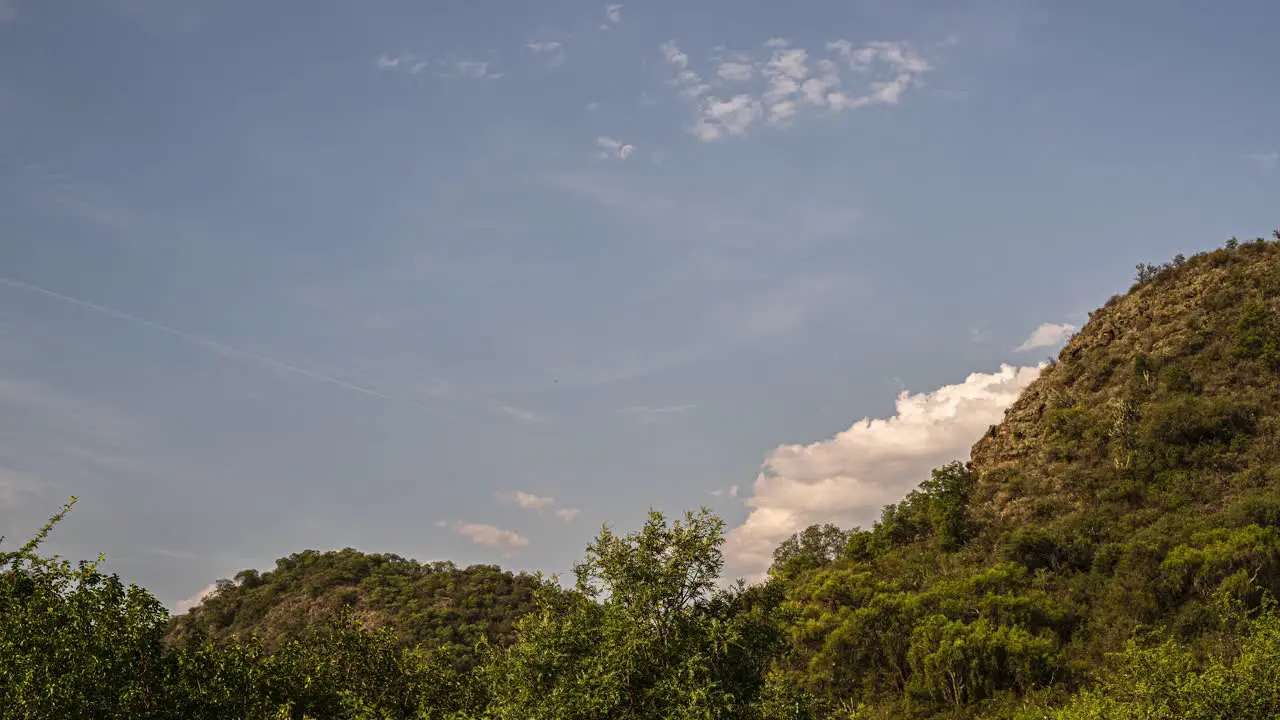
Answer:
[[555, 507, 581, 522], [1015, 322, 1076, 352], [690, 94, 763, 141], [501, 490, 555, 511], [662, 37, 932, 141], [455, 522, 530, 553], [1246, 151, 1278, 170], [596, 136, 637, 160], [173, 583, 218, 614], [717, 61, 755, 82], [724, 364, 1042, 576], [605, 4, 623, 24], [660, 41, 711, 99]]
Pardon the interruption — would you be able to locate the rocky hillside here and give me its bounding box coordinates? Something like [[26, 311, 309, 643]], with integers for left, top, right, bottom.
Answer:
[[770, 234, 1280, 716], [166, 548, 541, 670]]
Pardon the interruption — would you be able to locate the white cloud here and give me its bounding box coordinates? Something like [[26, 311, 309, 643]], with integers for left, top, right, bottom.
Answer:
[[501, 490, 555, 511], [527, 40, 563, 54], [691, 94, 762, 141], [526, 40, 566, 68], [382, 54, 502, 80], [717, 61, 755, 82], [665, 37, 932, 142], [376, 54, 428, 74], [1246, 152, 1278, 170], [0, 0, 15, 23], [173, 583, 218, 614], [455, 522, 530, 553], [496, 402, 550, 424], [500, 491, 578, 523], [724, 363, 1042, 576], [1015, 322, 1076, 352], [432, 518, 448, 528], [660, 41, 711, 98], [606, 4, 623, 24], [729, 484, 739, 497], [596, 136, 637, 160], [445, 58, 504, 80]]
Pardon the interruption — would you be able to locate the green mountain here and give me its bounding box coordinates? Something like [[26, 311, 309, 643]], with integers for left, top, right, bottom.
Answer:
[[767, 235, 1280, 715], [166, 548, 541, 670]]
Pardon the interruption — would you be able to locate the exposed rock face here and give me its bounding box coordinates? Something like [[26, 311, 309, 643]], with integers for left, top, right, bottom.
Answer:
[[969, 242, 1280, 524]]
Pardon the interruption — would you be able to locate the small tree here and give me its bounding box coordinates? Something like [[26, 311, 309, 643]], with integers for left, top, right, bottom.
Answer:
[[487, 509, 793, 720], [770, 524, 851, 581]]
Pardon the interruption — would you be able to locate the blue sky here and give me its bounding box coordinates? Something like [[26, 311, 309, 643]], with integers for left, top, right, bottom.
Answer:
[[1, 0, 1277, 608]]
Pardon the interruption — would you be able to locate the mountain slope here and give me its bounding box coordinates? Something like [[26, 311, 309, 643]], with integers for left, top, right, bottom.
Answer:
[[166, 548, 541, 670], [771, 236, 1280, 717]]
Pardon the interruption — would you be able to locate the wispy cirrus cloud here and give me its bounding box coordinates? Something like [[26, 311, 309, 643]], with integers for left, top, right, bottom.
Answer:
[[495, 402, 550, 424], [595, 136, 636, 160], [526, 40, 566, 68], [376, 54, 427, 74], [1246, 151, 1278, 170], [375, 53, 503, 80], [660, 37, 933, 141], [526, 40, 562, 54]]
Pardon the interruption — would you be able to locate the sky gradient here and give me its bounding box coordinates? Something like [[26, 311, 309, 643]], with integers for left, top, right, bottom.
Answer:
[[1, 0, 1277, 610]]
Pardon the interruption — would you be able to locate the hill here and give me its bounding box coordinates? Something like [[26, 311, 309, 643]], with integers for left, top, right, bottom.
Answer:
[[165, 547, 541, 669], [10, 233, 1280, 719], [768, 234, 1280, 715]]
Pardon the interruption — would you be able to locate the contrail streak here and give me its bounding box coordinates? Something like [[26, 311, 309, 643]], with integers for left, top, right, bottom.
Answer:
[[0, 276, 442, 414]]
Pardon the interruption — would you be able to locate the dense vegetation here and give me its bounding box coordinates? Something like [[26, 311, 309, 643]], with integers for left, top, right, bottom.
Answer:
[[166, 548, 540, 670], [5, 234, 1280, 719]]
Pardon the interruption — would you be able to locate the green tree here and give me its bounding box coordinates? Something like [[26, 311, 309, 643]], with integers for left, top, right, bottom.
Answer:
[[770, 524, 851, 581], [0, 498, 174, 720], [487, 508, 795, 720]]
